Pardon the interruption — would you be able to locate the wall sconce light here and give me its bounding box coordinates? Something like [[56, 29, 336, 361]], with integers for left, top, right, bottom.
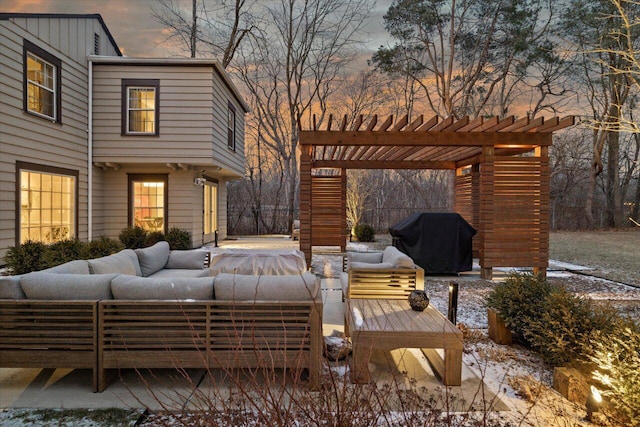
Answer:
[[448, 281, 459, 324], [194, 177, 206, 186]]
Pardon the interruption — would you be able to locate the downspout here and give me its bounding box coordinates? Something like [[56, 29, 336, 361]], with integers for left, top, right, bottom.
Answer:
[[88, 58, 93, 241]]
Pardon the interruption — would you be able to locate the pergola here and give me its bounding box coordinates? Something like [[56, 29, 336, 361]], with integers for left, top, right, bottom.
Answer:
[[299, 114, 575, 279]]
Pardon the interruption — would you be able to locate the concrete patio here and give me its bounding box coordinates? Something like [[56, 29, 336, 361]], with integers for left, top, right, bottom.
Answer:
[[1, 236, 509, 414]]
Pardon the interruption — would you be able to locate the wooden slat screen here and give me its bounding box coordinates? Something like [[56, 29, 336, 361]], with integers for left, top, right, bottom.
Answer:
[[455, 165, 480, 256], [310, 175, 346, 248], [480, 154, 550, 268]]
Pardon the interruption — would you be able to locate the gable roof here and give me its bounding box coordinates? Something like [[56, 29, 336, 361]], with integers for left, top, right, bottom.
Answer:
[[0, 13, 122, 56]]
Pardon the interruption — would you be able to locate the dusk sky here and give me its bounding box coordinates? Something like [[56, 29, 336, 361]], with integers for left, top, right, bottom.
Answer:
[[1, 0, 391, 59]]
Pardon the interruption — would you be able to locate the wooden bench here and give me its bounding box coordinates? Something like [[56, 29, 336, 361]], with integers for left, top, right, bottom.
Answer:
[[348, 298, 463, 386]]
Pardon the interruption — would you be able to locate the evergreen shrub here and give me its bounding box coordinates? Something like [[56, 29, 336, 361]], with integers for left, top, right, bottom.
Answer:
[[80, 237, 124, 259], [164, 227, 191, 250], [145, 231, 165, 246], [42, 239, 84, 268], [118, 226, 148, 249], [4, 240, 48, 275], [353, 224, 375, 242]]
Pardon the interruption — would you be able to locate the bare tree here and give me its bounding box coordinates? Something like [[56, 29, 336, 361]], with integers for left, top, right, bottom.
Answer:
[[346, 170, 374, 235], [563, 0, 639, 227], [234, 0, 372, 232], [372, 0, 558, 118], [151, 0, 255, 67]]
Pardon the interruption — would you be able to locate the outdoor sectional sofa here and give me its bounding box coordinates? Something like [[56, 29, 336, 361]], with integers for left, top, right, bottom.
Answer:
[[0, 242, 323, 392]]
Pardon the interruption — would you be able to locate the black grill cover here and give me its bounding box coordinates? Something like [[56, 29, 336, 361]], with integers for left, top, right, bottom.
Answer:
[[389, 213, 477, 274]]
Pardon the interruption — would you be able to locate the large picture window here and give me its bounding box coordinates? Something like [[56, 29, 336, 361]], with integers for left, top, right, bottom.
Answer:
[[122, 79, 159, 135], [17, 162, 77, 244], [129, 174, 167, 233], [23, 39, 62, 122]]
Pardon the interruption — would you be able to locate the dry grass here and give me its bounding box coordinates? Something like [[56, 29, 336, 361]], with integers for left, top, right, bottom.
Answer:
[[550, 229, 640, 287]]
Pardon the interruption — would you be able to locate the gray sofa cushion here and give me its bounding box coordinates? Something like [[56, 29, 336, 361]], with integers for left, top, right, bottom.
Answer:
[[382, 246, 414, 268], [148, 269, 210, 279], [165, 249, 207, 270], [0, 275, 26, 299], [20, 272, 116, 300], [209, 249, 307, 275], [42, 260, 90, 275], [349, 261, 395, 270], [88, 249, 142, 276], [111, 274, 214, 300], [135, 241, 171, 277], [214, 272, 319, 301], [348, 251, 383, 264]]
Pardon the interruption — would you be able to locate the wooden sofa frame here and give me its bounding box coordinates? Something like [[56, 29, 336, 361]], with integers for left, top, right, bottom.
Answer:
[[0, 299, 323, 392]]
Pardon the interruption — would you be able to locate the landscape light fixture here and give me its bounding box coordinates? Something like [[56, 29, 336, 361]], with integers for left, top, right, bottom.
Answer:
[[448, 281, 459, 324], [586, 385, 602, 421]]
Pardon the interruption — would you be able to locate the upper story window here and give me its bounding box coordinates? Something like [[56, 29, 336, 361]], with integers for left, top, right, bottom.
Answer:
[[228, 103, 236, 150], [23, 39, 62, 123], [121, 79, 160, 135]]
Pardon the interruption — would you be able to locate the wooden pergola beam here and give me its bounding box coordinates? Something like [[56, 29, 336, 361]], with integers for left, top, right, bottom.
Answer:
[[299, 131, 550, 147], [312, 160, 457, 169]]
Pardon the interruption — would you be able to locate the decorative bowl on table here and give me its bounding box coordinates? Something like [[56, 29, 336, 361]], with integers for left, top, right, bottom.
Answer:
[[408, 290, 429, 311]]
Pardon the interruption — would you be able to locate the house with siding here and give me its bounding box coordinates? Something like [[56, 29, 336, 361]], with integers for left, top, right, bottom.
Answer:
[[0, 13, 248, 261]]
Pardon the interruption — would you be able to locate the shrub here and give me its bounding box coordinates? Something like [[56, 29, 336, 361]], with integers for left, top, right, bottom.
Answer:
[[42, 239, 84, 268], [164, 227, 192, 250], [118, 226, 148, 249], [145, 231, 165, 246], [81, 237, 124, 259], [485, 272, 556, 345], [523, 288, 601, 366], [487, 273, 637, 370], [4, 240, 48, 275], [587, 324, 640, 426], [353, 224, 375, 242]]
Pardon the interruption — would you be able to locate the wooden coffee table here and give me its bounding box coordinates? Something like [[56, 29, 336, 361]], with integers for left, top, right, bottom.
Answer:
[[348, 298, 463, 386]]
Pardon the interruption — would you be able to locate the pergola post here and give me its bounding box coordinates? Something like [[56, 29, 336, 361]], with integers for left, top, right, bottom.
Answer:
[[300, 148, 312, 267], [479, 146, 494, 280], [340, 169, 347, 252]]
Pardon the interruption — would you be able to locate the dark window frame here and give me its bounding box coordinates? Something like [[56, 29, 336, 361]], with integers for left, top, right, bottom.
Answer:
[[127, 174, 169, 233], [121, 79, 160, 136], [227, 102, 236, 151], [23, 39, 62, 123], [15, 161, 79, 246]]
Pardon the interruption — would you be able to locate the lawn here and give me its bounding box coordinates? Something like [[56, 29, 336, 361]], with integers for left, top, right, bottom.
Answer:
[[550, 229, 640, 287]]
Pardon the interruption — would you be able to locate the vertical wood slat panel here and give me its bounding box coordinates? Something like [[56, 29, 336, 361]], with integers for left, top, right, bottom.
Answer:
[[299, 152, 312, 266], [480, 153, 549, 269], [310, 175, 345, 247], [454, 164, 480, 256]]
